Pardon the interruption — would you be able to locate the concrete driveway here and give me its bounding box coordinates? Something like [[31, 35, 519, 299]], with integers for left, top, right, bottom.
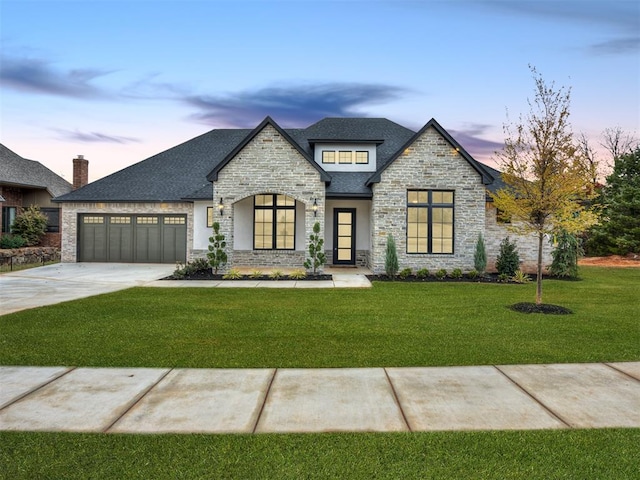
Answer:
[[0, 263, 175, 316]]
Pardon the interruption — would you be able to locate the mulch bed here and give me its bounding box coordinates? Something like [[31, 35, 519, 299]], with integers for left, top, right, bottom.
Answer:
[[509, 302, 573, 315], [367, 274, 523, 284], [163, 270, 332, 281]]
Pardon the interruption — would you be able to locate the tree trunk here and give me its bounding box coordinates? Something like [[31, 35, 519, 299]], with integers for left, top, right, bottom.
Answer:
[[536, 231, 543, 305]]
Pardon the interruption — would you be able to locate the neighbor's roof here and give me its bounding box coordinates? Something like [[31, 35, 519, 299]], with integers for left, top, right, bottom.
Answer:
[[0, 144, 72, 198], [55, 117, 498, 203]]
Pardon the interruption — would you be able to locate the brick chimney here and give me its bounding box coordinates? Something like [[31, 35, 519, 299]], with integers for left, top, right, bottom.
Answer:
[[72, 155, 89, 190]]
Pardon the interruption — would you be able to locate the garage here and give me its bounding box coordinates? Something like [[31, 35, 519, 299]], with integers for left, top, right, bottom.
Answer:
[[78, 214, 187, 263]]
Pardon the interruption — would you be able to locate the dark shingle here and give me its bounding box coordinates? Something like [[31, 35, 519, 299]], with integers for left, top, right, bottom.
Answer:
[[0, 144, 72, 197]]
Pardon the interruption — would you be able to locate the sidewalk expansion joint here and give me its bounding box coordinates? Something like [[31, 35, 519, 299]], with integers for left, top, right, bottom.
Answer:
[[103, 368, 173, 433], [383, 368, 412, 432], [493, 365, 573, 429], [0, 366, 77, 412], [253, 368, 277, 434], [604, 362, 640, 382]]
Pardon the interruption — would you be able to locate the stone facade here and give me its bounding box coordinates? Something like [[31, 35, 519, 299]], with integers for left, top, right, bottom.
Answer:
[[484, 202, 553, 274], [370, 127, 486, 274], [59, 202, 193, 262], [213, 124, 326, 271]]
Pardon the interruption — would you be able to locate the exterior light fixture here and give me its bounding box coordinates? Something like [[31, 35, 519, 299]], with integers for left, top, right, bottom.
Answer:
[[312, 198, 318, 217], [218, 198, 224, 215]]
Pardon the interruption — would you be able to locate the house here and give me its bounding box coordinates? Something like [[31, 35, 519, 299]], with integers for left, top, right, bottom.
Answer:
[[54, 116, 551, 272], [0, 144, 73, 247]]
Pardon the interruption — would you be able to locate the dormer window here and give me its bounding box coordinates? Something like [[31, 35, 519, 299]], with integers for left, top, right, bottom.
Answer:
[[322, 151, 336, 164], [322, 150, 369, 165]]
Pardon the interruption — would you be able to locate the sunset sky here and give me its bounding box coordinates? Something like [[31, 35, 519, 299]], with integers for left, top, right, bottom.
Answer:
[[1, 0, 638, 182]]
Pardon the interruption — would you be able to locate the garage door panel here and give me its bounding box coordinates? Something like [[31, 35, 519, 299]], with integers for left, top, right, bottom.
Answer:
[[78, 214, 186, 263]]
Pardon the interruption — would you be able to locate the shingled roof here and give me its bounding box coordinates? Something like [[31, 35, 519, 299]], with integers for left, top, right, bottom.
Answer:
[[55, 117, 498, 203], [0, 144, 72, 197]]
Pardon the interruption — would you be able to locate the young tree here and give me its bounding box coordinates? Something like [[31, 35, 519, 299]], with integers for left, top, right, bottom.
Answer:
[[586, 148, 640, 255], [491, 67, 598, 304]]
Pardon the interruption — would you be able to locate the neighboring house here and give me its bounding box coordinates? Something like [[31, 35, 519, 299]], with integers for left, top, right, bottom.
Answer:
[[54, 116, 551, 272], [0, 144, 73, 247]]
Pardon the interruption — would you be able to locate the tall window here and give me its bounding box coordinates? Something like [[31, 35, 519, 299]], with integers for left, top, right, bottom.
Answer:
[[1, 206, 17, 233], [254, 194, 295, 250], [407, 190, 454, 254]]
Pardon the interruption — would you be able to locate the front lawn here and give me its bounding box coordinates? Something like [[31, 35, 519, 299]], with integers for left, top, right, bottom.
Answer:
[[1, 266, 638, 367], [1, 429, 638, 479]]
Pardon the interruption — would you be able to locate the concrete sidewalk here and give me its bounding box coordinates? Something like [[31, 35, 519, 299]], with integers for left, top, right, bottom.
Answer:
[[1, 363, 638, 434]]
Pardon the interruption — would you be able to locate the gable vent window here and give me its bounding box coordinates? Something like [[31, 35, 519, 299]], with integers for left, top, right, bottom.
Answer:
[[254, 194, 295, 250], [407, 190, 454, 254]]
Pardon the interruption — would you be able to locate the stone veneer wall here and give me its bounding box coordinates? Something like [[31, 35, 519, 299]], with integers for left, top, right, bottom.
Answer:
[[213, 124, 326, 272], [484, 203, 553, 274], [370, 127, 486, 274], [324, 249, 369, 267], [59, 202, 193, 262]]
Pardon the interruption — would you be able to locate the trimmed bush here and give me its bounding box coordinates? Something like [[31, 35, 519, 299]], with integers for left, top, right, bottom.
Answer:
[[474, 233, 487, 274], [549, 230, 582, 278], [385, 234, 399, 278], [0, 235, 26, 249], [496, 237, 520, 277]]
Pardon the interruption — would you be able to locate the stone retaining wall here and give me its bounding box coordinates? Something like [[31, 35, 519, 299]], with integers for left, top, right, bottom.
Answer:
[[0, 247, 60, 268]]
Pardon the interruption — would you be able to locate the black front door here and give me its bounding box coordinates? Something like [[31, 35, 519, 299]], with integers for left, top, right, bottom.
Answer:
[[333, 208, 356, 265]]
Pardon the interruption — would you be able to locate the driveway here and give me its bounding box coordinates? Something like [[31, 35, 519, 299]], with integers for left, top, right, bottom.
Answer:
[[0, 263, 175, 316]]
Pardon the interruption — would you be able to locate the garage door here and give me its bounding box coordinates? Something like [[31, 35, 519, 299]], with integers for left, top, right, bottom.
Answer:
[[78, 214, 187, 263]]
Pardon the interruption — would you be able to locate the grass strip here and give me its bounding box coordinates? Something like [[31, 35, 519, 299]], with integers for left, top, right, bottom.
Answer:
[[1, 429, 638, 479]]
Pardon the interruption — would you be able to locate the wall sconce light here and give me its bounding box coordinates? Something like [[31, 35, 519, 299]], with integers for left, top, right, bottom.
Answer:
[[218, 198, 224, 215], [312, 198, 318, 217]]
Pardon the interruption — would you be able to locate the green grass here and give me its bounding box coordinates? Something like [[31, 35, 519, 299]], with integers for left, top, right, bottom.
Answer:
[[1, 267, 638, 367], [1, 429, 638, 479], [1, 267, 638, 478]]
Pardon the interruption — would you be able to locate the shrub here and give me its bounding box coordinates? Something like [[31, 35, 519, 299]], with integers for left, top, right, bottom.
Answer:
[[451, 268, 463, 279], [385, 234, 399, 278], [0, 234, 26, 249], [222, 268, 242, 280], [269, 270, 284, 280], [397, 267, 412, 279], [549, 230, 583, 278], [249, 270, 264, 279], [498, 273, 510, 282], [416, 268, 429, 279], [304, 222, 326, 275], [172, 258, 209, 279], [435, 268, 447, 279], [467, 269, 479, 279], [289, 269, 307, 280], [474, 233, 487, 274], [496, 237, 520, 277], [512, 269, 531, 284], [207, 222, 227, 274], [11, 205, 47, 246]]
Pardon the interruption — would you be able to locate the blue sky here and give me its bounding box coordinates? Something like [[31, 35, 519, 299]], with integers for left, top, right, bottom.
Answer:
[[1, 0, 638, 182]]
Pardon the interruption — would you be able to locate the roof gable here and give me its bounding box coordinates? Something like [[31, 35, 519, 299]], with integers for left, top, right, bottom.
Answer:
[[0, 144, 72, 198], [207, 116, 331, 182], [366, 118, 494, 186]]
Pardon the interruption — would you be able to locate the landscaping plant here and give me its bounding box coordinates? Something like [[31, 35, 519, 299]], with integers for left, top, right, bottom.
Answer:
[[549, 229, 583, 278], [474, 233, 487, 274], [304, 222, 326, 275], [496, 237, 520, 277], [385, 234, 399, 278], [207, 222, 227, 274], [10, 205, 47, 246]]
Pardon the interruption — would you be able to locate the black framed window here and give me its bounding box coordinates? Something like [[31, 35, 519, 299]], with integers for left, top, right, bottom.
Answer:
[[40, 207, 61, 233], [1, 206, 17, 233], [254, 194, 295, 250], [407, 190, 454, 254]]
